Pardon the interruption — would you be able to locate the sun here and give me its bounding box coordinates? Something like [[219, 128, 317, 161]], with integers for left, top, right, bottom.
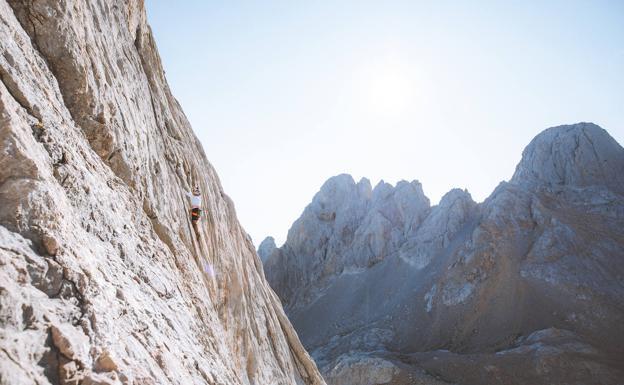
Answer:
[[360, 54, 418, 119], [368, 68, 414, 117]]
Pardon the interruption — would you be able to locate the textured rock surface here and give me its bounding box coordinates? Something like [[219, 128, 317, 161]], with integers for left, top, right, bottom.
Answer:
[[264, 175, 430, 314], [262, 123, 624, 384], [0, 1, 324, 384]]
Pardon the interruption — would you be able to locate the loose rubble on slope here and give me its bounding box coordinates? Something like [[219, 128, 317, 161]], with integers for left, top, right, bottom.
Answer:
[[262, 123, 624, 385], [0, 1, 325, 384]]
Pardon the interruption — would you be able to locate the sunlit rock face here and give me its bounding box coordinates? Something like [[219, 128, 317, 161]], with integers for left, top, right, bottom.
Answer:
[[262, 123, 624, 385], [0, 1, 325, 384]]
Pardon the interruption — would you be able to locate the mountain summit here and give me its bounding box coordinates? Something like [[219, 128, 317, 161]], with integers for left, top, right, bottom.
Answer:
[[512, 123, 624, 192]]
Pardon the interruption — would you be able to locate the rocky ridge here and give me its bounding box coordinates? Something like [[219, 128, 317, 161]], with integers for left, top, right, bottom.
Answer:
[[0, 1, 324, 385], [262, 123, 624, 385]]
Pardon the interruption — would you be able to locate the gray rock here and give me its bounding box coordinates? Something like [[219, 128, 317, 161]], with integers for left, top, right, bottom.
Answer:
[[258, 236, 277, 264], [264, 174, 430, 313], [0, 1, 325, 384], [262, 124, 624, 384], [511, 122, 624, 193], [325, 353, 399, 385]]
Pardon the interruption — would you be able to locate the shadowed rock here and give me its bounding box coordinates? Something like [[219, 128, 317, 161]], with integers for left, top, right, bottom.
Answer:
[[258, 236, 277, 264]]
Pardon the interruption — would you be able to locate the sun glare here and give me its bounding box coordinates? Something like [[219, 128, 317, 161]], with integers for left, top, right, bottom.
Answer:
[[357, 54, 419, 119], [368, 68, 414, 116]]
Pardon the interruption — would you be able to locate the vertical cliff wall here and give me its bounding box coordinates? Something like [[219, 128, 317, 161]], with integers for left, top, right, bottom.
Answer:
[[0, 1, 324, 384]]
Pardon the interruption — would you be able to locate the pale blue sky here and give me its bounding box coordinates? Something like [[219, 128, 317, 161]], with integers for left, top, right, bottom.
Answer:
[[146, 1, 624, 245]]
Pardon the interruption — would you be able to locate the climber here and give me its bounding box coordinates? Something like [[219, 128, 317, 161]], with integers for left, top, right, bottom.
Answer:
[[185, 186, 202, 237]]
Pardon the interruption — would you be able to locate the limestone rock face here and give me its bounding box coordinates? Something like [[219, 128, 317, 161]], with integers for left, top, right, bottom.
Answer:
[[511, 123, 624, 193], [262, 124, 624, 384], [0, 1, 324, 385], [265, 175, 430, 314]]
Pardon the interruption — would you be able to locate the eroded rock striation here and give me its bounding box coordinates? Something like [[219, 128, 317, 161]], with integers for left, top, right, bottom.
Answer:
[[0, 1, 324, 384], [262, 123, 624, 385]]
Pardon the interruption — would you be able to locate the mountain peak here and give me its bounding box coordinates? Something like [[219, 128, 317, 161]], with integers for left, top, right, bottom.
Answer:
[[257, 236, 277, 263], [511, 122, 624, 193]]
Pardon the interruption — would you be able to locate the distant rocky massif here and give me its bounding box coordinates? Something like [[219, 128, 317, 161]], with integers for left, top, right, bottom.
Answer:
[[0, 1, 325, 384], [260, 123, 624, 385]]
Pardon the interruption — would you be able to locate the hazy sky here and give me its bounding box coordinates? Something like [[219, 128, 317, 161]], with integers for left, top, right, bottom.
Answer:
[[146, 1, 624, 246]]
